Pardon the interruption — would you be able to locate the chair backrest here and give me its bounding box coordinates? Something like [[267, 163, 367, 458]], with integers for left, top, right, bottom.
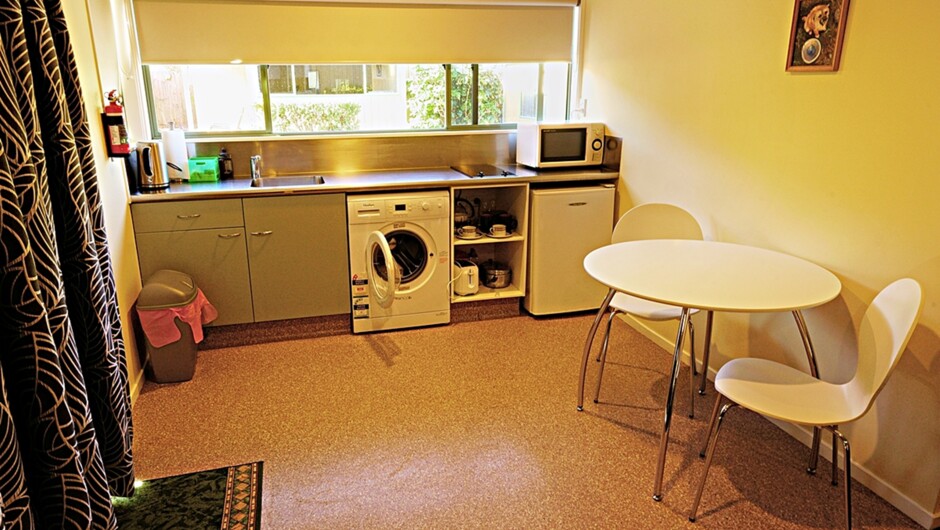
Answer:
[[611, 203, 704, 244], [844, 278, 923, 419]]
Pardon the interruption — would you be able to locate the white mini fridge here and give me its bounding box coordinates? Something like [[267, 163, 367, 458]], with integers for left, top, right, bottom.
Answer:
[[524, 184, 616, 315]]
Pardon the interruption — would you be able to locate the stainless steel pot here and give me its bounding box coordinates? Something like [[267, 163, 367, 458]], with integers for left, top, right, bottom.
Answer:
[[137, 141, 169, 192], [481, 260, 512, 289]]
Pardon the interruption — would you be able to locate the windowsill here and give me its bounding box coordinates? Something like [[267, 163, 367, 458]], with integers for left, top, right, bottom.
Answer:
[[186, 128, 514, 144]]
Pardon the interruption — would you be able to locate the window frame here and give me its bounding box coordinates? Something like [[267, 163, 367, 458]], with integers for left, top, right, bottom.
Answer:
[[144, 63, 569, 139], [444, 64, 517, 132]]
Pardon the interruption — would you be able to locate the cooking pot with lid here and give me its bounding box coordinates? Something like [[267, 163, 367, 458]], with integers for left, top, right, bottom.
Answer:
[[480, 260, 512, 289]]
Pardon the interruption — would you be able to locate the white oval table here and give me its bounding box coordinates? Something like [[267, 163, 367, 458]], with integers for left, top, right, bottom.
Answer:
[[580, 239, 842, 501]]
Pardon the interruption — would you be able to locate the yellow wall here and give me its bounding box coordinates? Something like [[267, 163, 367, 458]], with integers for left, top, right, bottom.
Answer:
[[64, 0, 145, 400], [579, 0, 940, 523]]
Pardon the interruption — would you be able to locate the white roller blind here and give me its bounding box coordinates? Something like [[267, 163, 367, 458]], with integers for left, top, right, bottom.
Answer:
[[134, 1, 577, 64]]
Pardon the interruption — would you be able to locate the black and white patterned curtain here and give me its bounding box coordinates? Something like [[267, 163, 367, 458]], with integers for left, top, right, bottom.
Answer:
[[0, 0, 134, 528]]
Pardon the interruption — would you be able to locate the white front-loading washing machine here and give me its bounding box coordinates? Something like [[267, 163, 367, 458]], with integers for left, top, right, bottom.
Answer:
[[347, 190, 451, 333]]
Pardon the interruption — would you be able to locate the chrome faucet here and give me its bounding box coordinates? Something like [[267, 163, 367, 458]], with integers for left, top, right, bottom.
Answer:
[[249, 155, 262, 182]]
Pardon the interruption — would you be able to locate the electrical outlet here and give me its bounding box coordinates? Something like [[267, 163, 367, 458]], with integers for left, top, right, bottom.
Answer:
[[572, 98, 587, 119]]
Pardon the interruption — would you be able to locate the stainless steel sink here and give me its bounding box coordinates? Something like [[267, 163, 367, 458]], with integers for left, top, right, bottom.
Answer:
[[250, 175, 326, 188]]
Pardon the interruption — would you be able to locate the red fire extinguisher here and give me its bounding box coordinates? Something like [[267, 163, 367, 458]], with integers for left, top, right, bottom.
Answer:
[[101, 89, 130, 157]]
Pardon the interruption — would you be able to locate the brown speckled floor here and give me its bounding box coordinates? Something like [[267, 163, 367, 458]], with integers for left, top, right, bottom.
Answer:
[[130, 313, 921, 529]]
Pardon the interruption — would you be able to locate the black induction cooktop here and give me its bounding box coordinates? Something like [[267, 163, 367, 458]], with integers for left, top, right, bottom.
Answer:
[[451, 164, 516, 178]]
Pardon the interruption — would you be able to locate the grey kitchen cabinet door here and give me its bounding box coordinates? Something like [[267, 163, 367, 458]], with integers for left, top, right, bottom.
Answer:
[[242, 194, 350, 321], [135, 228, 254, 326]]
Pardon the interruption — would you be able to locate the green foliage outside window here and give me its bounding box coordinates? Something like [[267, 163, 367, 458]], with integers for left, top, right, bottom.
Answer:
[[453, 69, 504, 126], [406, 66, 504, 129], [269, 102, 361, 132], [321, 81, 364, 95], [405, 66, 446, 128], [478, 72, 505, 124]]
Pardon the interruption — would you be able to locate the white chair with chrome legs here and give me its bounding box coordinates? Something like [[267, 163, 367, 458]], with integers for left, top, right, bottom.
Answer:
[[590, 203, 714, 418], [689, 278, 923, 530]]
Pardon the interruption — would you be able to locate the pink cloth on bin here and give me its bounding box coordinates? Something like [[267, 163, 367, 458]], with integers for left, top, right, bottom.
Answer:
[[137, 289, 218, 348]]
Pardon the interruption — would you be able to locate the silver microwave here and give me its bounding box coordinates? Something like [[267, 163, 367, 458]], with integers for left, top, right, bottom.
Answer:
[[516, 121, 605, 169]]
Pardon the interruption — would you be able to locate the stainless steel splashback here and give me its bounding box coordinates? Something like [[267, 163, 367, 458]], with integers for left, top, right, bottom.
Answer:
[[194, 132, 515, 178]]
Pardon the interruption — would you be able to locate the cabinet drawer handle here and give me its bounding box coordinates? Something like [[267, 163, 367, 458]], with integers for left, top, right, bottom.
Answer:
[[250, 230, 273, 236], [217, 232, 242, 239], [177, 213, 202, 219]]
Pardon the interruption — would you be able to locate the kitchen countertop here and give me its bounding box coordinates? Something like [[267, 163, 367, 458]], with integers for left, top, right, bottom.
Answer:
[[129, 165, 619, 202]]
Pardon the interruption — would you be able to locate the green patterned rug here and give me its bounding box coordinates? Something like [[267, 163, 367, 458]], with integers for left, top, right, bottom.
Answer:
[[113, 461, 263, 529]]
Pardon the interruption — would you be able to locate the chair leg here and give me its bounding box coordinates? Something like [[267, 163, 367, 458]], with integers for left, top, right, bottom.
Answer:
[[688, 319, 696, 418], [829, 428, 852, 530], [689, 398, 737, 522], [807, 426, 822, 475], [699, 393, 724, 458], [579, 289, 616, 411], [698, 311, 714, 396], [593, 310, 618, 403], [831, 428, 839, 486], [596, 309, 617, 362]]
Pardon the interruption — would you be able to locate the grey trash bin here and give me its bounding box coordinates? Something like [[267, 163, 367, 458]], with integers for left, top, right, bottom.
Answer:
[[137, 269, 200, 383]]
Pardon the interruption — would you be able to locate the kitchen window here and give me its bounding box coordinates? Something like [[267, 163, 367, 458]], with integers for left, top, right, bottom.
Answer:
[[145, 64, 266, 134], [449, 63, 570, 127], [268, 65, 369, 96], [143, 62, 569, 137]]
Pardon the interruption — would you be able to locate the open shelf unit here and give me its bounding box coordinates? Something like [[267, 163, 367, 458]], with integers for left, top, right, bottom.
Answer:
[[450, 183, 529, 303]]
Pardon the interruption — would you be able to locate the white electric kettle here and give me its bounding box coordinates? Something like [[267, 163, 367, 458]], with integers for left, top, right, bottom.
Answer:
[[453, 260, 478, 296]]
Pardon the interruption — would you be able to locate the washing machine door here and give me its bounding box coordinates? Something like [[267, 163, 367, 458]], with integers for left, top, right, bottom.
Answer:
[[366, 230, 400, 308]]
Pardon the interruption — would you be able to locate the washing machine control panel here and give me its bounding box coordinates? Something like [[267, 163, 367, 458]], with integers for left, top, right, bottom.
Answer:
[[348, 192, 449, 224], [386, 197, 445, 218]]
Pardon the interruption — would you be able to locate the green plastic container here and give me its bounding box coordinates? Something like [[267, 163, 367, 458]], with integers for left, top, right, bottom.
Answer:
[[188, 157, 220, 183]]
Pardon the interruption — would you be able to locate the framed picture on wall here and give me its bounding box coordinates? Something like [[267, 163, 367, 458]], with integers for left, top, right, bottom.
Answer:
[[786, 0, 850, 72]]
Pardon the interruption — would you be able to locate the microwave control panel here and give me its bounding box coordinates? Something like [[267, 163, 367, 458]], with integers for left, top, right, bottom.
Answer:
[[590, 123, 605, 163]]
